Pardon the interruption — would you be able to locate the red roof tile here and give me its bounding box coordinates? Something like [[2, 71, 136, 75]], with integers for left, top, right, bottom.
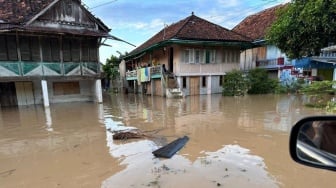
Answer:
[[131, 13, 250, 55], [0, 0, 54, 23], [232, 4, 287, 41]]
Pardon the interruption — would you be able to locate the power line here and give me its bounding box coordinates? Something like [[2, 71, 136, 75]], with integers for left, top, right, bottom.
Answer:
[[207, 0, 282, 25], [89, 0, 118, 10]]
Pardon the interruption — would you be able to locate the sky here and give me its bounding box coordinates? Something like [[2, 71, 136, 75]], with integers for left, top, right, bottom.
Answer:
[[82, 0, 290, 63]]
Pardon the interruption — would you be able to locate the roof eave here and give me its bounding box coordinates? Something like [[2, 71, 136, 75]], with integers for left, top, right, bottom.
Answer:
[[124, 39, 253, 60]]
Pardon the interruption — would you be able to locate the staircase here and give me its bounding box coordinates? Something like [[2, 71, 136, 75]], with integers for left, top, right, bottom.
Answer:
[[163, 73, 184, 98]]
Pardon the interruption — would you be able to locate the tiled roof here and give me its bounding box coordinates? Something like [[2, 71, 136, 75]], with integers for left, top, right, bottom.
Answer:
[[232, 4, 287, 41], [0, 0, 54, 23], [131, 13, 250, 55]]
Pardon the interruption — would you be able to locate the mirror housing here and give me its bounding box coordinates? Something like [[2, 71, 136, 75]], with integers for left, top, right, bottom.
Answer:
[[290, 116, 336, 171]]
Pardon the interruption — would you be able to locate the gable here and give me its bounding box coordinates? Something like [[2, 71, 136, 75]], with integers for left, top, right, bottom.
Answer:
[[29, 0, 108, 32]]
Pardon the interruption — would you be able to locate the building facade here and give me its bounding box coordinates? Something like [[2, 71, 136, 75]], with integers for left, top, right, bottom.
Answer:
[[0, 0, 111, 107], [122, 13, 251, 97]]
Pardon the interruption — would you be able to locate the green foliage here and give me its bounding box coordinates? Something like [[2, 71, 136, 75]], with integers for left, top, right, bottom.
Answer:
[[275, 78, 306, 94], [266, 0, 336, 59], [326, 101, 336, 112], [300, 80, 336, 108], [247, 68, 277, 94], [103, 55, 120, 80], [222, 70, 248, 96], [300, 80, 336, 94]]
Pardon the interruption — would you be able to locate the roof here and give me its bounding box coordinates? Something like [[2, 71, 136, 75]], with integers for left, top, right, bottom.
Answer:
[[0, 0, 54, 23], [0, 0, 110, 35], [129, 13, 251, 57], [232, 4, 287, 41]]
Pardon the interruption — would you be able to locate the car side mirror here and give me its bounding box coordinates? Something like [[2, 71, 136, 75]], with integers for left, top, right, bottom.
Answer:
[[290, 116, 336, 171]]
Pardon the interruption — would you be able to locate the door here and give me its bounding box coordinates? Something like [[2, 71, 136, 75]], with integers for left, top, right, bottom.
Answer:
[[0, 82, 18, 107], [168, 47, 174, 72], [15, 82, 35, 105], [189, 77, 200, 96]]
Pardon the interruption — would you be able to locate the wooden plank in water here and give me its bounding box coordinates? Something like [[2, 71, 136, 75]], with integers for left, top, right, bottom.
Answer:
[[152, 136, 189, 158]]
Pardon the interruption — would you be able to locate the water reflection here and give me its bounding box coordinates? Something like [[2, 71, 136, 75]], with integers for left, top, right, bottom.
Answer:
[[0, 94, 331, 187], [101, 94, 322, 187], [102, 126, 277, 187]]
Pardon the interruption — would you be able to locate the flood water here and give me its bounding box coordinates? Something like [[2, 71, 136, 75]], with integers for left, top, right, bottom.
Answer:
[[1, 93, 336, 187]]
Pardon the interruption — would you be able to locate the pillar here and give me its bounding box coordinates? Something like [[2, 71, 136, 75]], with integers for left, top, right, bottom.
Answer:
[[41, 80, 49, 107], [95, 79, 103, 103]]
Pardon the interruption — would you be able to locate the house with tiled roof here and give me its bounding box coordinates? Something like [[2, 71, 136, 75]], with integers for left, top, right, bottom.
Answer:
[[121, 12, 251, 97], [233, 4, 292, 80], [0, 0, 112, 107]]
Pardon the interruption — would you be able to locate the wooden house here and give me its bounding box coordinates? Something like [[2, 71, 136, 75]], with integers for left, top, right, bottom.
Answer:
[[0, 0, 111, 107], [233, 4, 291, 79], [121, 13, 251, 97]]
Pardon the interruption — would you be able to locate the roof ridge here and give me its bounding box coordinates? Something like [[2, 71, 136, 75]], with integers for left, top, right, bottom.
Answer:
[[173, 13, 194, 38]]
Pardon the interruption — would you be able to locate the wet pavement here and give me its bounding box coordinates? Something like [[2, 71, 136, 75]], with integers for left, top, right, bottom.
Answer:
[[1, 94, 336, 187]]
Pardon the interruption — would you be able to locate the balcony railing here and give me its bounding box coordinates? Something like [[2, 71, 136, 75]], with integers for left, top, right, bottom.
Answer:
[[256, 57, 284, 68], [0, 61, 100, 77], [126, 65, 162, 81]]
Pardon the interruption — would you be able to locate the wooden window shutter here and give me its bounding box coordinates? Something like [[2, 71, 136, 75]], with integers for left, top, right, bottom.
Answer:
[[81, 40, 89, 62], [63, 38, 71, 62], [7, 36, 18, 61], [51, 38, 60, 62], [42, 38, 52, 62], [20, 36, 31, 61], [31, 37, 40, 61], [89, 39, 98, 62], [0, 36, 8, 60], [71, 39, 80, 62]]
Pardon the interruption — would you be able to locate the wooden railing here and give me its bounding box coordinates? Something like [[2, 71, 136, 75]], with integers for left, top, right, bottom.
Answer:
[[126, 65, 162, 80], [256, 57, 284, 68], [0, 61, 100, 77]]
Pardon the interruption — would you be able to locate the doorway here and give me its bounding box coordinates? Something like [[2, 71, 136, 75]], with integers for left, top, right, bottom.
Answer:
[[168, 47, 174, 72], [0, 82, 18, 107]]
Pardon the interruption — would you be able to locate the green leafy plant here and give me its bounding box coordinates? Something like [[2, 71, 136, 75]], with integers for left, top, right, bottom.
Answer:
[[222, 70, 248, 96]]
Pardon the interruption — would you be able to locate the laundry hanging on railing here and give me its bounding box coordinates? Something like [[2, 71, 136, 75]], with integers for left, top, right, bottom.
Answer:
[[140, 67, 151, 82]]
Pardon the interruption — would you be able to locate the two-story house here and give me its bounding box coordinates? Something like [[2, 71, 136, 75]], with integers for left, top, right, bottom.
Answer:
[[233, 4, 292, 80], [0, 0, 112, 107], [121, 12, 251, 97]]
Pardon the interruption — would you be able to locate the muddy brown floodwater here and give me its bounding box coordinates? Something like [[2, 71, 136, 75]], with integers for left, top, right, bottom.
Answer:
[[1, 94, 336, 188]]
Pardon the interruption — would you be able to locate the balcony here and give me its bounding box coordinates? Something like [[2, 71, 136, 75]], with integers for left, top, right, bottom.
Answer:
[[0, 61, 100, 77], [311, 47, 336, 63], [256, 57, 285, 70], [126, 65, 162, 81]]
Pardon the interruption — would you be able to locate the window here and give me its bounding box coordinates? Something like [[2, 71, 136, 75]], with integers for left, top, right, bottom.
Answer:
[[195, 49, 203, 64], [19, 36, 40, 61], [202, 76, 207, 87], [53, 82, 80, 95], [183, 48, 215, 64], [182, 77, 187, 88], [82, 38, 98, 62], [183, 49, 194, 63], [42, 37, 60, 62], [205, 50, 216, 64], [0, 35, 18, 61], [224, 49, 239, 63], [62, 38, 81, 62]]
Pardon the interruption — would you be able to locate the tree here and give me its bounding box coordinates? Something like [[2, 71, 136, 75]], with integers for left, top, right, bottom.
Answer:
[[103, 55, 120, 80], [266, 0, 336, 59], [102, 55, 121, 90]]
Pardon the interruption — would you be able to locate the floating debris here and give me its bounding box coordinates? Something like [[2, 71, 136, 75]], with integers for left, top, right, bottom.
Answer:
[[152, 136, 189, 158]]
